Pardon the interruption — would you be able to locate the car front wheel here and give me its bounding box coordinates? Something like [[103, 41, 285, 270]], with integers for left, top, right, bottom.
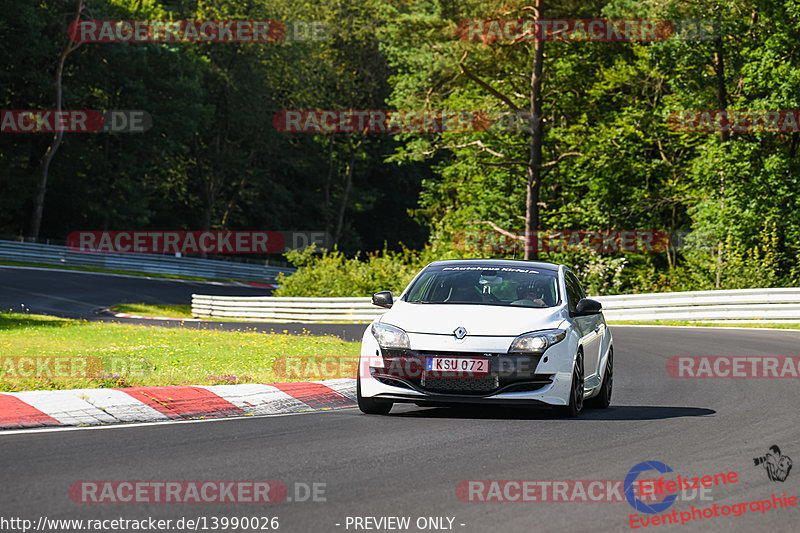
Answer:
[[588, 348, 613, 409], [558, 350, 584, 418], [357, 369, 393, 415]]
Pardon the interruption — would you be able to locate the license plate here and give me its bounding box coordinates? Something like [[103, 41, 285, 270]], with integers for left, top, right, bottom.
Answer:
[[426, 357, 490, 376]]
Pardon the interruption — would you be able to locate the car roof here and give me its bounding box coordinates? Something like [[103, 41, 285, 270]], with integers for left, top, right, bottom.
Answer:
[[426, 259, 561, 272]]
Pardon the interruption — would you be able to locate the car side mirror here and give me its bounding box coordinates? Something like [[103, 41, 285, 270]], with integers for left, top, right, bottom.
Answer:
[[372, 291, 393, 309], [573, 298, 602, 316]]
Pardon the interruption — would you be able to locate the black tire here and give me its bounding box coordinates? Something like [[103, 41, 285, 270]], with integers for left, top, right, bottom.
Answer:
[[357, 369, 392, 415], [558, 350, 584, 418], [588, 348, 613, 409]]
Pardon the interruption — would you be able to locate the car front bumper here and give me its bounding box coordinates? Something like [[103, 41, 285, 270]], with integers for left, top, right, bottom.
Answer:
[[359, 326, 577, 407]]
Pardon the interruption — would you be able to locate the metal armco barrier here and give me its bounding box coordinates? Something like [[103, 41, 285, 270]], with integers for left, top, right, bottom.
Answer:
[[191, 288, 800, 324], [0, 239, 295, 283], [191, 295, 384, 322], [596, 288, 800, 322]]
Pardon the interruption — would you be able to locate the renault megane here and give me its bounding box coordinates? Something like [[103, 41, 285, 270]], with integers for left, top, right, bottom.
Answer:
[[357, 260, 613, 417]]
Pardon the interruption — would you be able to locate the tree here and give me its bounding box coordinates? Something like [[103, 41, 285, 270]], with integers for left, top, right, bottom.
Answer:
[[27, 0, 84, 241]]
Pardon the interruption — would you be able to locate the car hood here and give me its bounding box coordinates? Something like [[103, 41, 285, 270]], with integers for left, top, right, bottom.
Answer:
[[379, 300, 567, 336]]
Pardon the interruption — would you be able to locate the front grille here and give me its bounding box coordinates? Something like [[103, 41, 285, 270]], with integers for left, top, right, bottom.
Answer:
[[373, 348, 550, 396], [420, 372, 500, 394]]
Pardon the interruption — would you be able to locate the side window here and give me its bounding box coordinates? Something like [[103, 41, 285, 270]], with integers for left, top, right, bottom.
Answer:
[[568, 272, 587, 299], [564, 272, 583, 313]]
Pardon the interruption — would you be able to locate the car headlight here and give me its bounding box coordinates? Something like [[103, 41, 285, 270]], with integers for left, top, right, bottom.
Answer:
[[371, 322, 410, 349], [508, 329, 566, 354]]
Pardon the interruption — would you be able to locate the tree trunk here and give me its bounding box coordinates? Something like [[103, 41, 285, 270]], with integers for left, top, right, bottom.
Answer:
[[524, 0, 544, 260], [324, 136, 335, 237], [713, 15, 728, 143], [334, 139, 358, 245], [28, 0, 83, 241], [713, 6, 728, 287]]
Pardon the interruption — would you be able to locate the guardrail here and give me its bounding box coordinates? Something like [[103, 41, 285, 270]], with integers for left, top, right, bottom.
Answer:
[[595, 288, 800, 322], [0, 240, 295, 283], [192, 295, 384, 322], [191, 287, 800, 324]]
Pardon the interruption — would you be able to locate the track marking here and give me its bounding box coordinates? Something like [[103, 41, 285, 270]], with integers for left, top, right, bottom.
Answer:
[[0, 407, 357, 436]]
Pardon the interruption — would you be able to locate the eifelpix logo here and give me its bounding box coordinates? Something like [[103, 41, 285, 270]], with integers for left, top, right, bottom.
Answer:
[[754, 445, 793, 482], [625, 461, 678, 514]]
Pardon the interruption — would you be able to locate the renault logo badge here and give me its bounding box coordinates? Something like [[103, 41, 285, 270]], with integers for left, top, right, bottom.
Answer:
[[454, 327, 467, 340]]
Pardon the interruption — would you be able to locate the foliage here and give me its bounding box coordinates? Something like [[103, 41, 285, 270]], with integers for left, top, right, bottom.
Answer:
[[0, 0, 429, 254], [275, 244, 427, 297], [5, 0, 800, 294]]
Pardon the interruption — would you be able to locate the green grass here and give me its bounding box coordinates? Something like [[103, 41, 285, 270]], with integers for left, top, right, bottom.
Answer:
[[0, 312, 360, 391], [607, 320, 800, 329], [109, 303, 194, 318], [107, 303, 261, 322], [7, 311, 793, 393]]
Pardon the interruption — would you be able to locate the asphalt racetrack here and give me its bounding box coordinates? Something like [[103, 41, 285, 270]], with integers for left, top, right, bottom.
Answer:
[[1, 267, 799, 532], [0, 266, 366, 339], [0, 265, 271, 317]]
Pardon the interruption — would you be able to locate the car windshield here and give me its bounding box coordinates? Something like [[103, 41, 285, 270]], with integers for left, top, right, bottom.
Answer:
[[403, 264, 561, 308]]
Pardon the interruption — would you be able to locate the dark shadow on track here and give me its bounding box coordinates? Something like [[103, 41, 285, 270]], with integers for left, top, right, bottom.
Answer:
[[390, 405, 715, 421]]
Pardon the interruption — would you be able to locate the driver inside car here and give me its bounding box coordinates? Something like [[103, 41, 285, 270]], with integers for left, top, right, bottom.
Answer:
[[445, 273, 483, 303], [511, 282, 547, 307]]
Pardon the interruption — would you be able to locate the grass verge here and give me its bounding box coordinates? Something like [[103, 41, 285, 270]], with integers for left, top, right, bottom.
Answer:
[[109, 303, 194, 319], [0, 312, 360, 391]]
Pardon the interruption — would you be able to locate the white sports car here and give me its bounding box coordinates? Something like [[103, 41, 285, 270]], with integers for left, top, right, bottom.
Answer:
[[357, 259, 613, 417]]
